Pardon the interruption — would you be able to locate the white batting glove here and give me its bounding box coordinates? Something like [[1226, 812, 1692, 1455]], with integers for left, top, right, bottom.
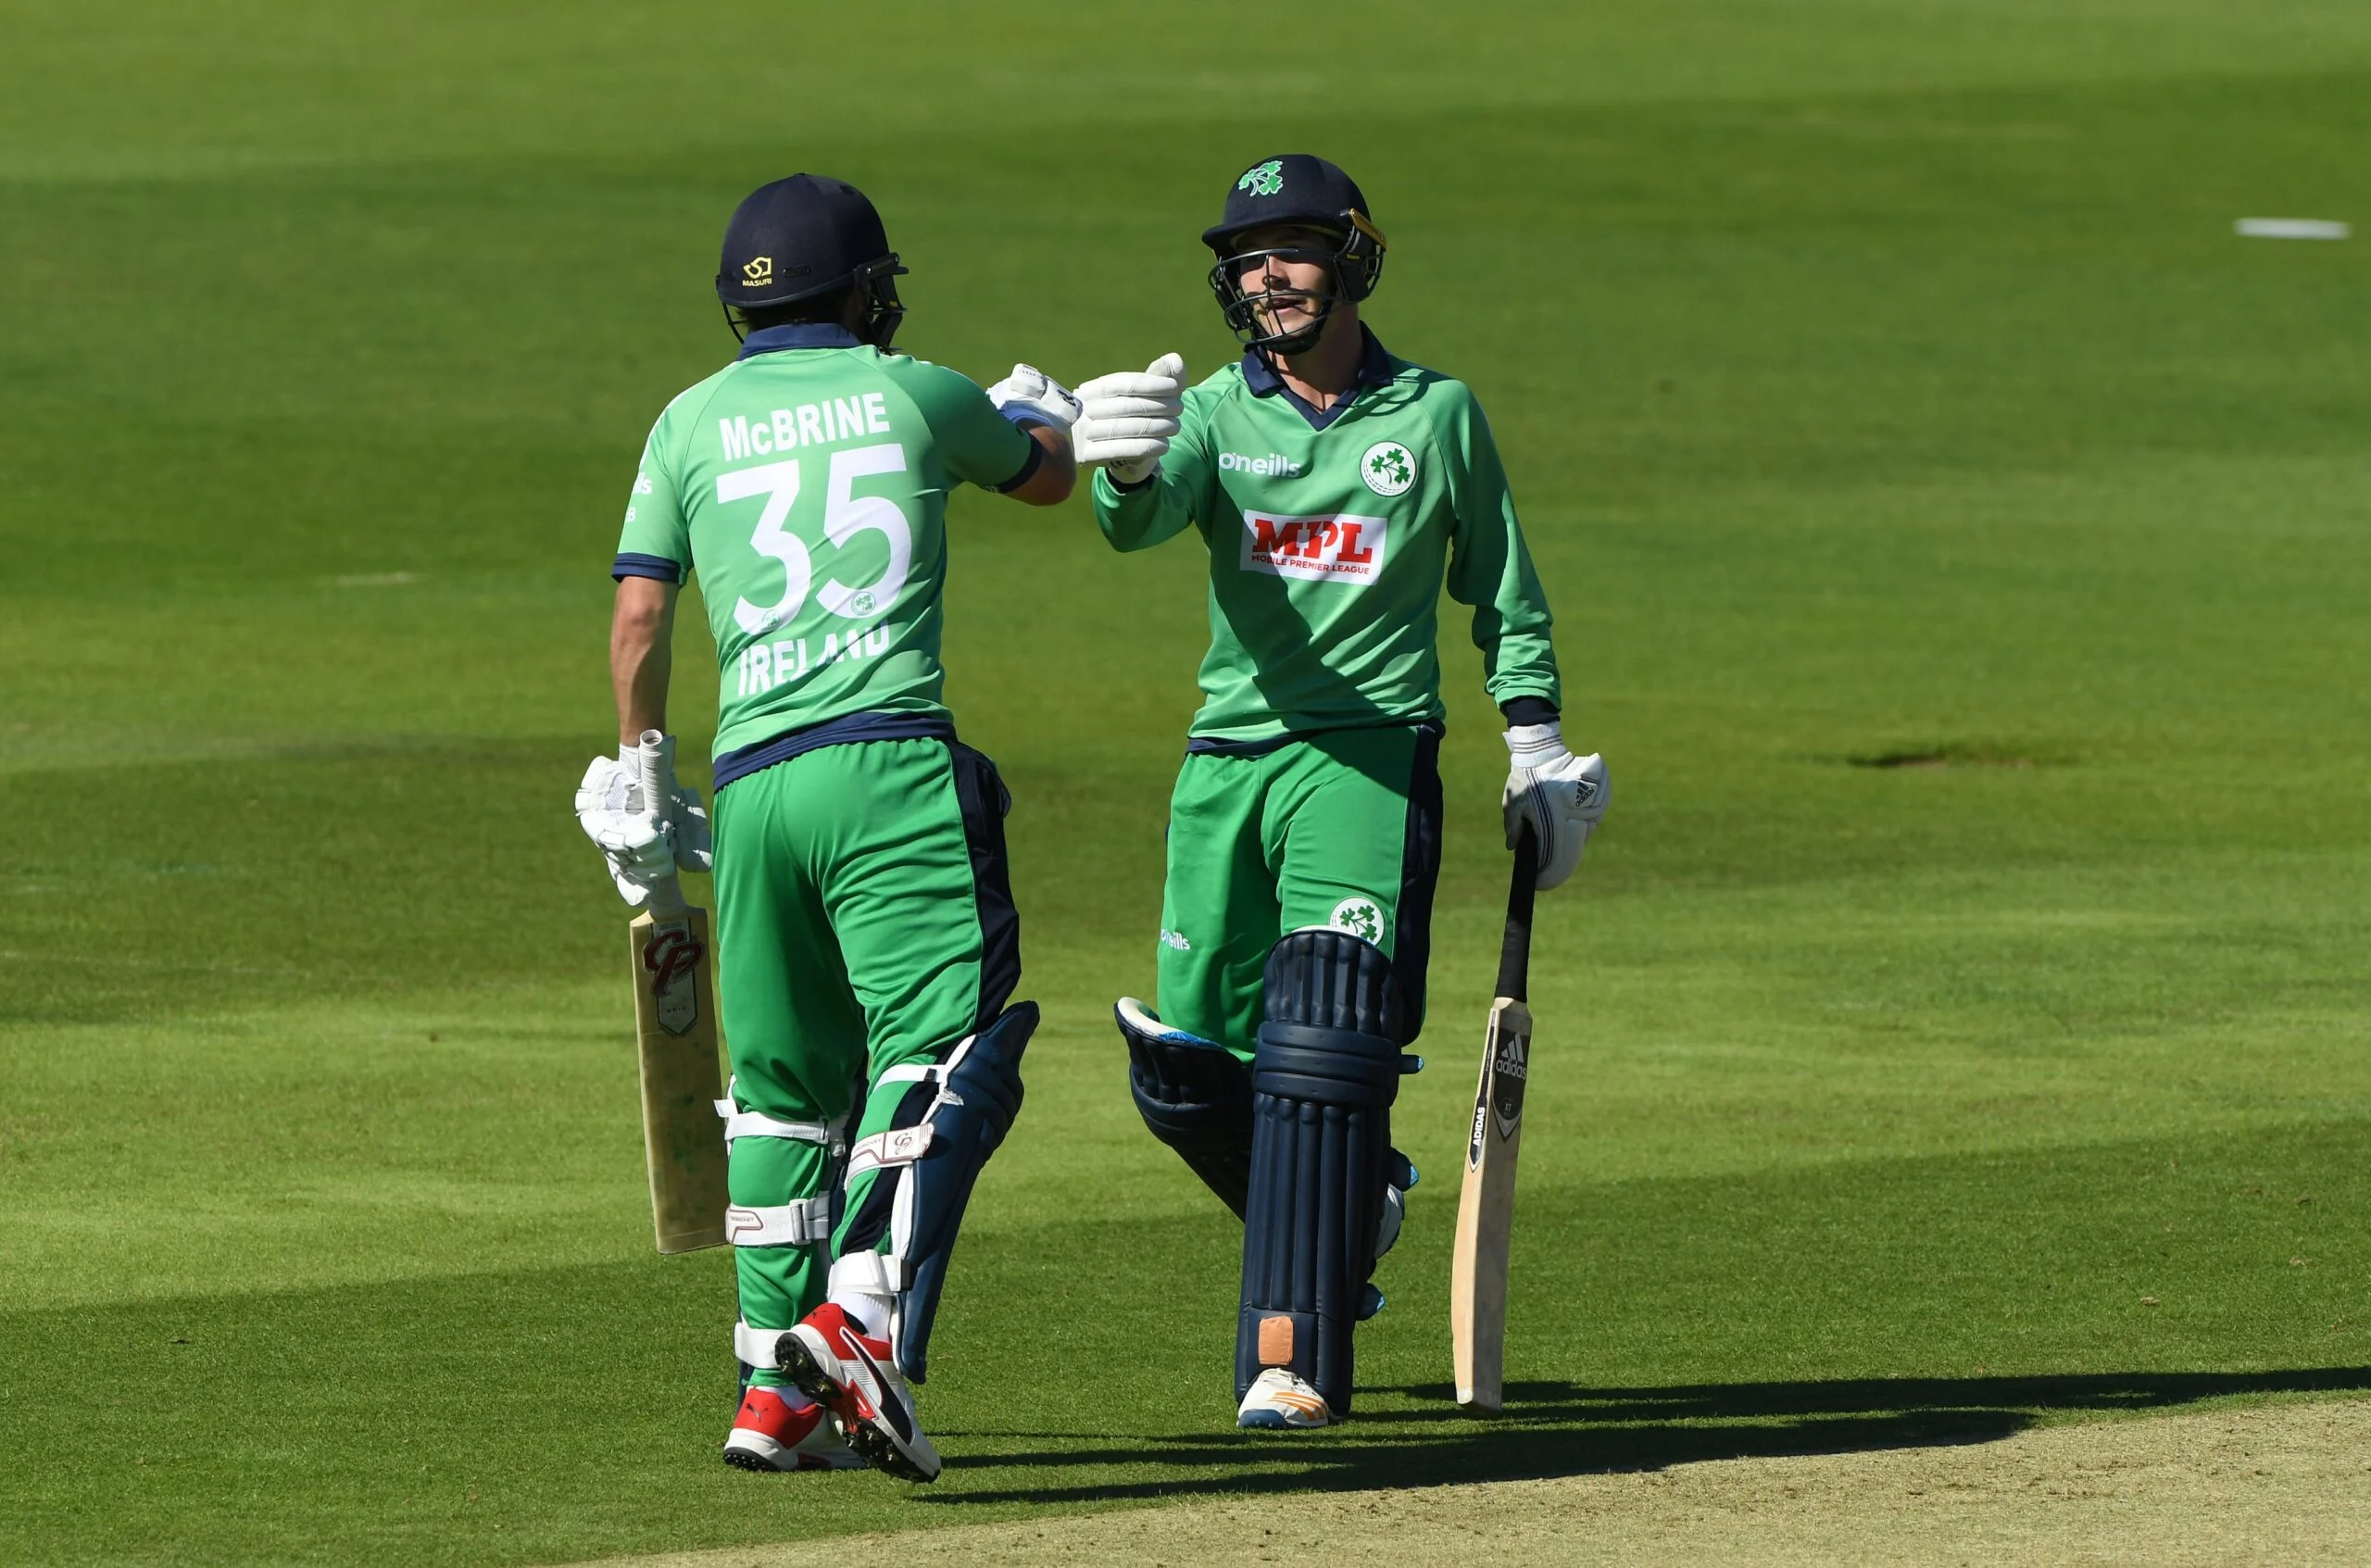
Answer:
[[1074, 352, 1186, 483], [573, 738, 711, 907], [985, 363, 1082, 432], [1502, 721, 1609, 891]]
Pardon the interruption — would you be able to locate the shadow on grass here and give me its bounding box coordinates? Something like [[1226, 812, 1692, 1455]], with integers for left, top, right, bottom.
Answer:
[[930, 1366, 2371, 1506]]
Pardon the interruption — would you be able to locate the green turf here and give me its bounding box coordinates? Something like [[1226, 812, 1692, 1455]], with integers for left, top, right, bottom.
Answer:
[[5, 1, 2371, 1562]]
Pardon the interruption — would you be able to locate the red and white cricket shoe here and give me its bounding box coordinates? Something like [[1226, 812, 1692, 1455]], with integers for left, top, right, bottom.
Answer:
[[721, 1385, 861, 1473], [774, 1302, 942, 1482]]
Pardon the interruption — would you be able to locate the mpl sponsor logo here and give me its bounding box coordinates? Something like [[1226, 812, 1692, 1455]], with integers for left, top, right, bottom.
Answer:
[[1239, 510, 1389, 584]]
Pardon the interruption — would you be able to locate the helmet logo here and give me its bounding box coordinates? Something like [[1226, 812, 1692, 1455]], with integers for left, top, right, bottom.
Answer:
[[1237, 159, 1285, 197], [742, 256, 773, 286], [1361, 441, 1416, 497]]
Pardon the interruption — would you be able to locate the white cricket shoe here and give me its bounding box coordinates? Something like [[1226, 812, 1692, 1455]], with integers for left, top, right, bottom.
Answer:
[[721, 1385, 862, 1473], [1237, 1366, 1334, 1429], [776, 1302, 943, 1481]]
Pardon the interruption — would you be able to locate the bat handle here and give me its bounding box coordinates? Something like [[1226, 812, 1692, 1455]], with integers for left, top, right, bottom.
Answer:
[[636, 729, 689, 918], [1497, 823, 1538, 1003]]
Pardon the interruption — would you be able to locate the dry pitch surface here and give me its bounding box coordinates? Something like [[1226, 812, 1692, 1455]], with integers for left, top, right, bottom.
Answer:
[[579, 1399, 2371, 1567]]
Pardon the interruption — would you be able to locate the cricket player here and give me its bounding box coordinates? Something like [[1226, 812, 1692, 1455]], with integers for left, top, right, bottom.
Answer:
[[573, 174, 1080, 1479], [1072, 154, 1608, 1428]]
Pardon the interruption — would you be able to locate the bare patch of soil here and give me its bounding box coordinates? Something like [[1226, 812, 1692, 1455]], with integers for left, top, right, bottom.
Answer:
[[578, 1398, 2371, 1567]]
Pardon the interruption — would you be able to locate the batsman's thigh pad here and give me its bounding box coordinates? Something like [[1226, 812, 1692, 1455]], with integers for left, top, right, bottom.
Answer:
[[1237, 929, 1408, 1415], [838, 1001, 1035, 1383], [1117, 997, 1255, 1218]]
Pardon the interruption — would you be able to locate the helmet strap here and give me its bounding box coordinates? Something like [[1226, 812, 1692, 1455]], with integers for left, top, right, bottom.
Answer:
[[1250, 293, 1339, 359], [853, 259, 908, 350]]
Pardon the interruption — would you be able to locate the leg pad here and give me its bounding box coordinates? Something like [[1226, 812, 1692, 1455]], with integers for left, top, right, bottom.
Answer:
[[837, 1002, 1035, 1384], [1235, 930, 1404, 1416], [1117, 998, 1254, 1218]]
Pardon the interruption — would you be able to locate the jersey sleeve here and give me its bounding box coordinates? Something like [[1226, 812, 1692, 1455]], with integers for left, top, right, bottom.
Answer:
[[1439, 385, 1562, 711], [613, 414, 690, 583], [887, 358, 1043, 493], [1091, 383, 1213, 552]]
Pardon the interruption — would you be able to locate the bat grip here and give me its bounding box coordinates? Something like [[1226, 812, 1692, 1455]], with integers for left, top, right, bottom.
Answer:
[[1497, 823, 1538, 1002], [636, 729, 688, 918]]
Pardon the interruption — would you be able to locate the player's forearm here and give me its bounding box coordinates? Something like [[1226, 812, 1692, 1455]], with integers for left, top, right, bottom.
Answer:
[[1092, 466, 1194, 552], [611, 576, 676, 746], [1483, 645, 1562, 714], [1474, 600, 1562, 713], [1456, 481, 1562, 711], [1005, 422, 1076, 507]]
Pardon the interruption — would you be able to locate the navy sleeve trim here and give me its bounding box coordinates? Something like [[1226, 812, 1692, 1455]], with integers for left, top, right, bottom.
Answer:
[[1499, 696, 1560, 726], [1107, 464, 1160, 494], [612, 552, 685, 583], [993, 434, 1045, 495]]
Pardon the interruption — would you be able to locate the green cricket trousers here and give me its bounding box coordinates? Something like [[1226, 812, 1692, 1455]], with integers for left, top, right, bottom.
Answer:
[[709, 734, 1017, 1388], [1156, 724, 1443, 1060]]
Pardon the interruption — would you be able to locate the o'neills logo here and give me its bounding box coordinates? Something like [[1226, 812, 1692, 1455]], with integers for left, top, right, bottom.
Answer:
[[1219, 450, 1303, 478], [1240, 510, 1388, 585]]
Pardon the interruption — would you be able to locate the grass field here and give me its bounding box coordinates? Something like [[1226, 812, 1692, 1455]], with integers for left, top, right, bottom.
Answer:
[[5, 2, 2370, 1562]]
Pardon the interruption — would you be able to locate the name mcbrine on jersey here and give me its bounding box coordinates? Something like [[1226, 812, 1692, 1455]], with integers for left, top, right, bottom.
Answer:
[[720, 394, 895, 460], [1239, 510, 1390, 585]]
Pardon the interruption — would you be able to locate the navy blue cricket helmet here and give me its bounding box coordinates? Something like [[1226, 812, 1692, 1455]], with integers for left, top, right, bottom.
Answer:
[[716, 174, 908, 346], [1204, 154, 1387, 354]]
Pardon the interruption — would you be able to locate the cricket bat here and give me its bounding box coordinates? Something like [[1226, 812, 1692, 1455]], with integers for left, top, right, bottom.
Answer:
[[627, 732, 730, 1255], [1449, 824, 1540, 1414]]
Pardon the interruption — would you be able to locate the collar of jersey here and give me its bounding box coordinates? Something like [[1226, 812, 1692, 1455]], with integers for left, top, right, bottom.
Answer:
[[736, 323, 864, 360], [1239, 326, 1395, 430]]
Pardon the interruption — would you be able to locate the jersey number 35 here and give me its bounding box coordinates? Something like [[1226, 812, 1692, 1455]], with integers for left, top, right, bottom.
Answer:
[[717, 443, 913, 636]]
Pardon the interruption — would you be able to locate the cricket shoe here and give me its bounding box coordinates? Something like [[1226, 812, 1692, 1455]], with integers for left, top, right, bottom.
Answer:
[[775, 1303, 942, 1482], [721, 1386, 862, 1473], [1237, 1367, 1335, 1429]]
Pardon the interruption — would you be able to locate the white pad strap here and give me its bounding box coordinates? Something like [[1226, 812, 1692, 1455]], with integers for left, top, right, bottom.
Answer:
[[845, 1123, 935, 1179], [714, 1074, 846, 1151], [715, 1105, 834, 1146], [829, 1248, 896, 1298], [724, 1197, 831, 1248], [922, 1033, 985, 1121], [734, 1320, 791, 1369], [846, 1060, 957, 1178]]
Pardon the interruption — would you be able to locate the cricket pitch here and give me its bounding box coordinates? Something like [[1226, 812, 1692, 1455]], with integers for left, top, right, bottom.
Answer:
[[576, 1398, 2371, 1567]]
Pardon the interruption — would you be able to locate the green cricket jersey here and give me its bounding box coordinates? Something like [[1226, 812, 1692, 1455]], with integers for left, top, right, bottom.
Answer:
[[614, 324, 1038, 777], [1092, 331, 1559, 743]]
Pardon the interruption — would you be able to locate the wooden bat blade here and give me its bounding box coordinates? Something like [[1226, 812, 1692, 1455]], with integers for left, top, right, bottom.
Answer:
[[1449, 995, 1530, 1413], [629, 903, 730, 1254]]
